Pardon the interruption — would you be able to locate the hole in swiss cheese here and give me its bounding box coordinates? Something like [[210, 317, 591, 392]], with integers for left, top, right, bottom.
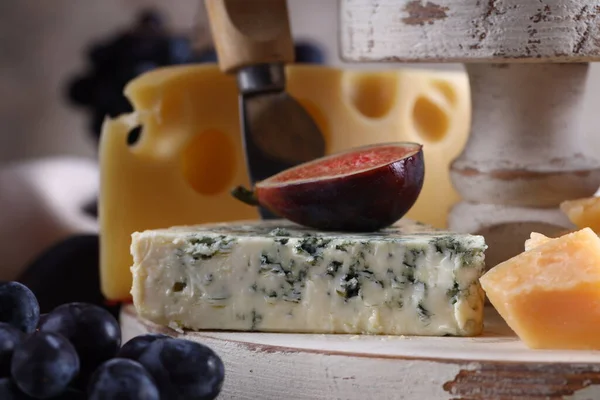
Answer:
[[346, 72, 398, 119], [127, 126, 142, 146], [181, 129, 237, 195], [412, 96, 449, 142]]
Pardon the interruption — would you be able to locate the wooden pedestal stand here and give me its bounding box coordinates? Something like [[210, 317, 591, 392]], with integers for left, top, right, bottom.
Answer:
[[341, 0, 600, 266]]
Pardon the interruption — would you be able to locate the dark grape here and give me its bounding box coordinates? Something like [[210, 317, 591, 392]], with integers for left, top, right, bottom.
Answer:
[[82, 200, 98, 219], [129, 35, 170, 66], [168, 36, 194, 64], [134, 61, 160, 76], [2, 362, 82, 399], [87, 41, 118, 71], [65, 7, 328, 146], [88, 358, 160, 400], [39, 303, 121, 379], [52, 388, 86, 400], [90, 112, 107, 138], [65, 9, 194, 142], [0, 377, 32, 400], [93, 80, 126, 112], [117, 333, 169, 361], [0, 322, 24, 377], [138, 338, 224, 400], [37, 314, 48, 329], [0, 282, 40, 333], [137, 9, 164, 33], [11, 332, 80, 399], [17, 235, 120, 320], [66, 75, 95, 105], [94, 34, 139, 76], [194, 48, 218, 63], [294, 42, 325, 64]]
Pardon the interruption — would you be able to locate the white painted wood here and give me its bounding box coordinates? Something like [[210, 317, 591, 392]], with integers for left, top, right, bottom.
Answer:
[[120, 304, 600, 399], [448, 202, 574, 235], [340, 0, 600, 62], [451, 63, 600, 207], [449, 202, 575, 268], [447, 63, 600, 264]]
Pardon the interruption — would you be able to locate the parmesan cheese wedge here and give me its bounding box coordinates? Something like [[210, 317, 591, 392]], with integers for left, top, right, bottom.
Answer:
[[481, 228, 600, 350]]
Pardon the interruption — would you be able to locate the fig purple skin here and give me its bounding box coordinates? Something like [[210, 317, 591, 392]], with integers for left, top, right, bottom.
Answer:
[[236, 143, 425, 232]]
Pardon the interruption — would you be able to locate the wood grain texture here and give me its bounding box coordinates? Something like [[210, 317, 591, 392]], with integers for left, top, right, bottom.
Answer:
[[121, 304, 600, 400], [340, 0, 600, 62], [205, 0, 294, 72]]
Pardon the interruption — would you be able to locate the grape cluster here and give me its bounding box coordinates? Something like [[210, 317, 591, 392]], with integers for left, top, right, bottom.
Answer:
[[0, 281, 225, 399], [66, 8, 325, 143], [66, 10, 193, 141]]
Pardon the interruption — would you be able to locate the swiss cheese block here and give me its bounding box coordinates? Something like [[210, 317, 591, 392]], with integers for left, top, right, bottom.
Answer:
[[100, 65, 471, 300], [130, 219, 487, 336], [561, 197, 600, 233], [480, 228, 600, 349]]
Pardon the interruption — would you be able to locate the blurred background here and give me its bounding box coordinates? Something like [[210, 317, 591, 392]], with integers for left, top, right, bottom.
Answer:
[[2, 0, 600, 164], [1, 0, 459, 164]]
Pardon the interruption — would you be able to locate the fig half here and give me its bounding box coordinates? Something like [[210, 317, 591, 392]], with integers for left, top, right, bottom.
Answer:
[[232, 142, 425, 232]]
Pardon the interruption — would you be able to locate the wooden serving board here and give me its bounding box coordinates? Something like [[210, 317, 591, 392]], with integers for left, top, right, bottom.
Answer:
[[120, 304, 600, 400]]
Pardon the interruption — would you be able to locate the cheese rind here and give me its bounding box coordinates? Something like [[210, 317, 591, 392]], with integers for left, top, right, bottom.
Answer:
[[131, 219, 486, 336]]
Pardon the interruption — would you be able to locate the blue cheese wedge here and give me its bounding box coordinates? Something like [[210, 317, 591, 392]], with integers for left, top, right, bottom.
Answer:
[[130, 219, 486, 336]]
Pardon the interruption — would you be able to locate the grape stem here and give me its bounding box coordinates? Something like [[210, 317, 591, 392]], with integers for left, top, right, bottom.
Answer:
[[231, 186, 259, 206]]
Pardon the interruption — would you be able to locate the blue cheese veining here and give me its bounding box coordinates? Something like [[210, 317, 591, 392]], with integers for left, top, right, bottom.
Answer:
[[130, 219, 487, 336]]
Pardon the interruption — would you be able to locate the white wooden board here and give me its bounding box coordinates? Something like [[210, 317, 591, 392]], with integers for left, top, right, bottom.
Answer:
[[120, 304, 600, 400], [340, 0, 600, 62]]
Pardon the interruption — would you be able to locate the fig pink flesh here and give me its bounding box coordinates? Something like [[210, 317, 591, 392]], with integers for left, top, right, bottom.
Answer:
[[260, 143, 420, 185], [251, 142, 425, 231]]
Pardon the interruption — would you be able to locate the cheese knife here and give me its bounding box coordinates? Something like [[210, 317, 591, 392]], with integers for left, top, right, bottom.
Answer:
[[205, 0, 326, 219]]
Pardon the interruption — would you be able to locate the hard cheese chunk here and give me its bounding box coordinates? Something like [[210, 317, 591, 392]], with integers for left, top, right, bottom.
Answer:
[[100, 64, 471, 300], [524, 232, 553, 251], [480, 228, 600, 349], [561, 197, 600, 233], [130, 219, 486, 336]]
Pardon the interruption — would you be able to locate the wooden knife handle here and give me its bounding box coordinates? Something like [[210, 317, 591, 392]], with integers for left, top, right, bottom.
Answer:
[[205, 0, 295, 73]]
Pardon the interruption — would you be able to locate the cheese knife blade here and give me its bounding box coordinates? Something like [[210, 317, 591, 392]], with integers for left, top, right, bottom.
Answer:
[[238, 64, 325, 218], [205, 0, 326, 219]]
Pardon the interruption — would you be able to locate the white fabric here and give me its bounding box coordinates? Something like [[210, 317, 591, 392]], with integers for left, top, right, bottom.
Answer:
[[0, 157, 99, 281]]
